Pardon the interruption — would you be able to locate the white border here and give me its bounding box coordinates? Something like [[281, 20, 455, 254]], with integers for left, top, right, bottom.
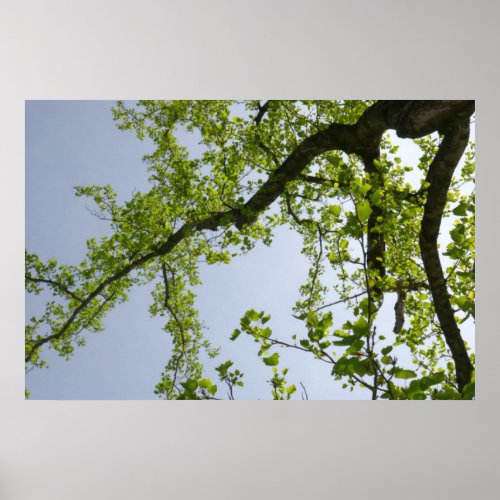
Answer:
[[1, 1, 498, 499]]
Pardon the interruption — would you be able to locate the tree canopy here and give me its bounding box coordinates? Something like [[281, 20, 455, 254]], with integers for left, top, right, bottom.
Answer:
[[25, 100, 475, 400]]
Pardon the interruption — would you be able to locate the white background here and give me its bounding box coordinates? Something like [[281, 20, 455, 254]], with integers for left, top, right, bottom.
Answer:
[[1, 1, 498, 499]]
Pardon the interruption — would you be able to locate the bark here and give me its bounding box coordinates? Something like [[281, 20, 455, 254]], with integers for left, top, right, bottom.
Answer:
[[362, 151, 386, 300], [419, 118, 474, 392]]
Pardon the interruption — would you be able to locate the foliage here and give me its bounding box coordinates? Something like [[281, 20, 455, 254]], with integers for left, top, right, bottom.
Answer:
[[25, 100, 475, 400]]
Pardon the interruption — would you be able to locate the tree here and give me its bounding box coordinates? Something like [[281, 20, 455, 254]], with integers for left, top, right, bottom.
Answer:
[[25, 100, 475, 400]]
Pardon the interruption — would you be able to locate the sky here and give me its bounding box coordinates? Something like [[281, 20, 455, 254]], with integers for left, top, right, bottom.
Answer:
[[25, 101, 475, 400]]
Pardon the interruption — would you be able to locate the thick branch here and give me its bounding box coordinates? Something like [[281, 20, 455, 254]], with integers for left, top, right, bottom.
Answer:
[[254, 100, 270, 125], [361, 151, 386, 300], [419, 119, 474, 392]]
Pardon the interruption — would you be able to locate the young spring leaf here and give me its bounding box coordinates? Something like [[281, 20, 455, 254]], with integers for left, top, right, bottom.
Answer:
[[356, 200, 372, 223], [394, 369, 417, 380], [263, 353, 280, 367]]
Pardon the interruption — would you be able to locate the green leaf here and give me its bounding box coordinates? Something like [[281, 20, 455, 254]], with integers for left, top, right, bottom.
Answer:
[[333, 357, 367, 377], [330, 156, 341, 167], [183, 379, 198, 392], [230, 329, 241, 341], [263, 353, 280, 366], [453, 203, 467, 216], [333, 329, 348, 337], [260, 327, 272, 339], [356, 200, 372, 223], [395, 369, 417, 380], [333, 335, 358, 346], [352, 317, 369, 336], [359, 182, 372, 196], [319, 313, 333, 329], [352, 358, 368, 377], [329, 205, 342, 217], [199, 378, 212, 389], [216, 360, 233, 376], [371, 188, 383, 206], [408, 379, 421, 394], [426, 372, 445, 386], [450, 226, 464, 243], [410, 392, 426, 400], [333, 358, 349, 376], [434, 389, 461, 400], [247, 309, 260, 322], [346, 338, 365, 354]]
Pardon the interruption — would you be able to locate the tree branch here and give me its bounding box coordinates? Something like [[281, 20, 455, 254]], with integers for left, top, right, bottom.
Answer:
[[26, 276, 83, 303], [419, 118, 474, 392], [254, 100, 270, 125]]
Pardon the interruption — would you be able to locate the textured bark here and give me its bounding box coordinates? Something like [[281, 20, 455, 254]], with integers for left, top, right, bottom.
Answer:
[[419, 118, 474, 392], [393, 282, 407, 335], [362, 151, 386, 300], [26, 100, 476, 376]]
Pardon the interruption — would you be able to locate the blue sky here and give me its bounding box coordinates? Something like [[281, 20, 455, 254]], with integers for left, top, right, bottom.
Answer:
[[25, 101, 474, 400]]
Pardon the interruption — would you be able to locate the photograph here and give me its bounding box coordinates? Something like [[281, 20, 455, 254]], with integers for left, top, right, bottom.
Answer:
[[25, 99, 475, 400]]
